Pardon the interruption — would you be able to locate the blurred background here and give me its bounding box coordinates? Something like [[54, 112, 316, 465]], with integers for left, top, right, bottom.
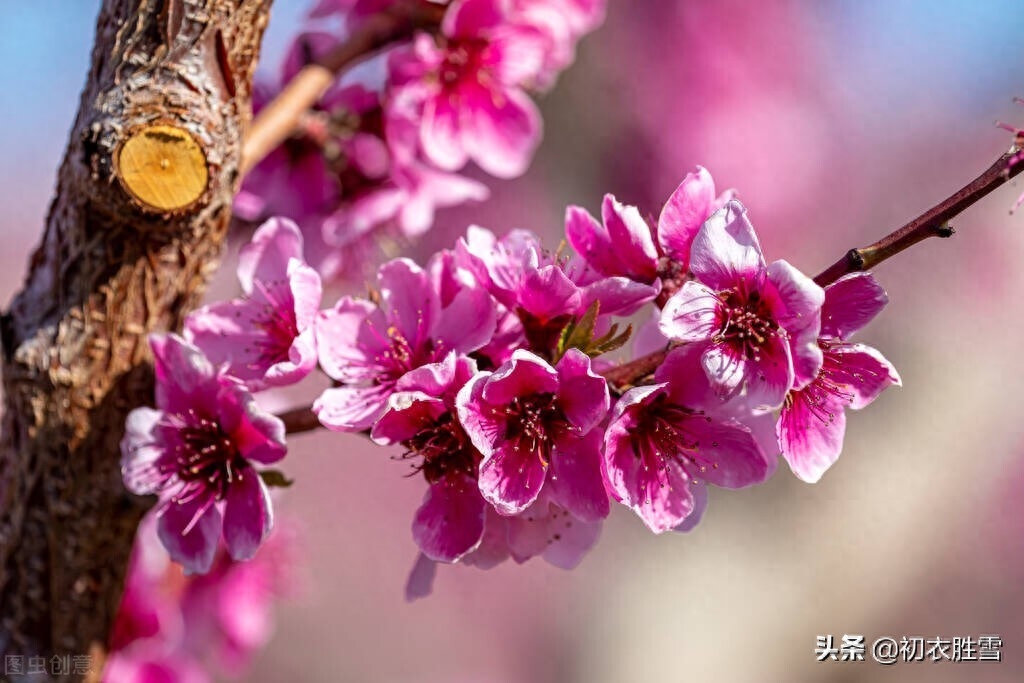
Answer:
[[3, 1, 1024, 681]]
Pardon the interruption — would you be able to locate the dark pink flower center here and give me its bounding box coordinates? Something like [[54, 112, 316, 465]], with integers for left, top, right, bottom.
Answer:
[[714, 288, 781, 362], [438, 39, 489, 90], [400, 412, 479, 484], [371, 322, 442, 383], [793, 355, 852, 426], [631, 395, 720, 481], [792, 342, 884, 425], [518, 308, 574, 356], [161, 412, 246, 503], [246, 278, 300, 368], [501, 392, 564, 466]]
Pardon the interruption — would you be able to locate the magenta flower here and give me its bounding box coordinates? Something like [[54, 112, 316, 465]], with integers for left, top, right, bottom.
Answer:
[[388, 0, 547, 178], [104, 645, 210, 683], [234, 43, 350, 227], [106, 519, 207, 681], [659, 200, 824, 409], [403, 482, 603, 600], [602, 345, 772, 533], [777, 273, 901, 483], [566, 194, 659, 284], [656, 166, 733, 271], [186, 218, 322, 391], [110, 516, 179, 654], [319, 82, 489, 245], [121, 335, 286, 574], [566, 167, 731, 285], [108, 515, 293, 681], [456, 348, 610, 517], [404, 501, 516, 600], [456, 225, 650, 356], [561, 196, 667, 314], [315, 257, 496, 430], [504, 466, 603, 568], [317, 162, 488, 249], [239, 36, 489, 281], [180, 530, 292, 677], [372, 353, 487, 562], [457, 226, 581, 320]]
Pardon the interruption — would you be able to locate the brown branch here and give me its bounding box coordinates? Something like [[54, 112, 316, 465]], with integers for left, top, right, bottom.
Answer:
[[0, 0, 271, 674], [813, 150, 1024, 287], [278, 406, 322, 435], [601, 344, 680, 391], [239, 0, 446, 176]]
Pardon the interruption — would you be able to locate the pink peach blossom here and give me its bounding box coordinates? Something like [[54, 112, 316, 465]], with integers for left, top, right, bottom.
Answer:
[[186, 218, 322, 391], [121, 335, 286, 573], [659, 200, 824, 410], [456, 348, 610, 517], [387, 0, 547, 177], [315, 257, 496, 430], [602, 345, 771, 533], [777, 273, 901, 483]]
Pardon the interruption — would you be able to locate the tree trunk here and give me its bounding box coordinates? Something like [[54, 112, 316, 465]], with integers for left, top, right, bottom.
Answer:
[[0, 0, 272, 677]]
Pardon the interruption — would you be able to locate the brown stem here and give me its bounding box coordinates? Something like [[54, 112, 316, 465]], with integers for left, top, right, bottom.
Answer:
[[239, 0, 446, 176], [278, 406, 321, 435], [0, 0, 271, 674], [600, 343, 680, 391], [813, 150, 1024, 286]]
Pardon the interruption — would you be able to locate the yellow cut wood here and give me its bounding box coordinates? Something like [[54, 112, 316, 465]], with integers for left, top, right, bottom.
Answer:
[[117, 124, 208, 211]]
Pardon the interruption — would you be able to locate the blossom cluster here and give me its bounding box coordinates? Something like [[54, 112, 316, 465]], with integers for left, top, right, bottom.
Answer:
[[235, 0, 605, 281], [121, 219, 316, 573], [121, 166, 901, 596]]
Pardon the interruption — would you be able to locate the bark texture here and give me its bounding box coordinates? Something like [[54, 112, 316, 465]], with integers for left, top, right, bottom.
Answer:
[[0, 0, 271, 675]]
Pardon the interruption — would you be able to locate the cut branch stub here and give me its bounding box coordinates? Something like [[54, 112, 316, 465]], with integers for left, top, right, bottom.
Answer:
[[116, 124, 209, 212]]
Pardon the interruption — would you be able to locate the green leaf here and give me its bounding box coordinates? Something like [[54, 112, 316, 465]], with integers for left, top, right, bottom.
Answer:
[[555, 300, 634, 360], [556, 300, 601, 360], [592, 323, 633, 355]]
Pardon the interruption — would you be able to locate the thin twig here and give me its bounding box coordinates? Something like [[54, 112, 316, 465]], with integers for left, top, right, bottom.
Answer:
[[240, 0, 445, 176], [604, 149, 1024, 391], [600, 344, 679, 391], [813, 150, 1024, 287]]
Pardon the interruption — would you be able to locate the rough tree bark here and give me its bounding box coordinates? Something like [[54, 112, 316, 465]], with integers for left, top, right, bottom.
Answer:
[[0, 0, 272, 677]]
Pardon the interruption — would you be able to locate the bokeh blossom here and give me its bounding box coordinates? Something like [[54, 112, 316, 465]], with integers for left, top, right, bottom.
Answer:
[[106, 515, 294, 681], [236, 0, 605, 284], [388, 0, 548, 178]]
